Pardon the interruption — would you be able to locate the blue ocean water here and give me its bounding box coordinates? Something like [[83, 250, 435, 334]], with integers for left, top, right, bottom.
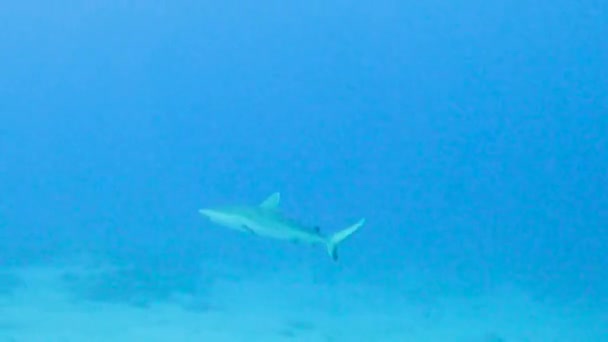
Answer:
[[1, 1, 607, 340]]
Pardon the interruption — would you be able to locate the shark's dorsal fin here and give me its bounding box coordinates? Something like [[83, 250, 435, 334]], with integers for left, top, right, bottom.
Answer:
[[260, 192, 280, 209]]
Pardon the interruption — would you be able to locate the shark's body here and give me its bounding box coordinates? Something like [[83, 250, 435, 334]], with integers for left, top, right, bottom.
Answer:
[[199, 192, 364, 261]]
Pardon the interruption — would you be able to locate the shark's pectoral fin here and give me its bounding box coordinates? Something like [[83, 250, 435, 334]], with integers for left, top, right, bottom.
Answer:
[[260, 192, 281, 210], [241, 225, 257, 235]]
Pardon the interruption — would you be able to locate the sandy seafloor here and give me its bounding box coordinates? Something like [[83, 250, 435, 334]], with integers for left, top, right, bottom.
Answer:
[[0, 260, 606, 342]]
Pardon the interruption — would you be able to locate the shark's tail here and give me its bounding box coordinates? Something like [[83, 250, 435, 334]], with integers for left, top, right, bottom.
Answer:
[[326, 218, 365, 261]]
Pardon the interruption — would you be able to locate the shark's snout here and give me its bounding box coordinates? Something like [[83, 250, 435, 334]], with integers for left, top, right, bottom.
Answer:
[[198, 208, 214, 217], [199, 208, 244, 231], [199, 208, 227, 222]]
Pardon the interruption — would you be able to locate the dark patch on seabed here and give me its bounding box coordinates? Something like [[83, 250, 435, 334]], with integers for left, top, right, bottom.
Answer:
[[277, 319, 316, 339], [53, 260, 236, 314], [0, 335, 17, 342], [0, 273, 21, 296], [466, 333, 507, 342], [59, 263, 209, 307], [0, 319, 18, 342]]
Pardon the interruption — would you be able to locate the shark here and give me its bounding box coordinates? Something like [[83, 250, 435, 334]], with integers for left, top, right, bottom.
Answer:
[[198, 192, 364, 261]]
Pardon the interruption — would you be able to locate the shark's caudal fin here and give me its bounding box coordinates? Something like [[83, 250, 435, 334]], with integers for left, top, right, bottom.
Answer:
[[326, 218, 365, 261]]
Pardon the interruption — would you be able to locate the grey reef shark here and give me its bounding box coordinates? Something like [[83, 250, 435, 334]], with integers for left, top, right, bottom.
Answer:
[[199, 192, 365, 261]]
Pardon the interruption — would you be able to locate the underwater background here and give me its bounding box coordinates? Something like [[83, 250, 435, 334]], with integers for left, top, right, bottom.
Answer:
[[1, 1, 607, 341]]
